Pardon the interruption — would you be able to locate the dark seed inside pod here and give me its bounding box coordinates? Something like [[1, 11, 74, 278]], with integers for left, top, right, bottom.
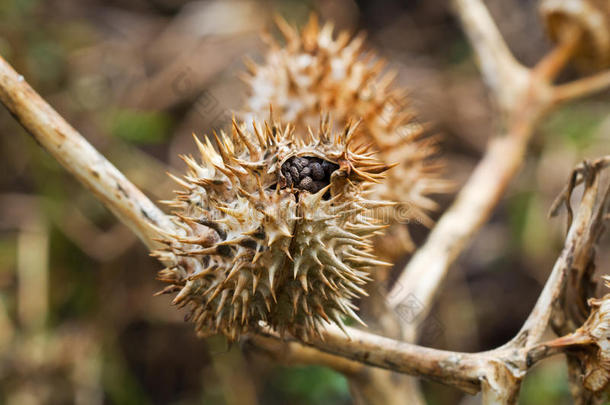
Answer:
[[284, 172, 293, 186], [311, 162, 324, 180], [321, 160, 335, 174], [292, 159, 303, 171], [280, 156, 340, 197], [299, 176, 313, 191], [216, 245, 232, 257], [238, 238, 258, 249], [290, 166, 300, 180]]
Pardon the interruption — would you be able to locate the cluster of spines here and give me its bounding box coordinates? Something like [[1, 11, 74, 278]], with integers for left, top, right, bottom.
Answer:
[[242, 14, 451, 259], [152, 116, 394, 340]]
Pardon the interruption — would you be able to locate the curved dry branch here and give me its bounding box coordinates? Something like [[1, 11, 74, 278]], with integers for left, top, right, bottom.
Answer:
[[388, 127, 535, 319], [517, 159, 609, 348]]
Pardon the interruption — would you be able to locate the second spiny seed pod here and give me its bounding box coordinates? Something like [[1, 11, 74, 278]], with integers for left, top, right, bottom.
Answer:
[[242, 14, 450, 260], [152, 115, 393, 341]]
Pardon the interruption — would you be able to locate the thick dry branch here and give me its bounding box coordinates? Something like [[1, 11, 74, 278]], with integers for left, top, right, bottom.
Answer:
[[387, 0, 550, 339], [246, 334, 426, 405], [0, 55, 172, 250], [244, 333, 365, 376], [256, 324, 487, 394]]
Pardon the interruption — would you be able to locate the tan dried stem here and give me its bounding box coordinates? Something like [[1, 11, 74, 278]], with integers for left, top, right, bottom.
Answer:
[[553, 70, 610, 104], [246, 331, 426, 405], [533, 24, 583, 82], [514, 159, 608, 349]]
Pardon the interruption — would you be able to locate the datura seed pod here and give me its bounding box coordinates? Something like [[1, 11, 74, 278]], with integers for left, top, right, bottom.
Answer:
[[540, 0, 610, 70], [152, 116, 393, 341], [242, 15, 450, 260]]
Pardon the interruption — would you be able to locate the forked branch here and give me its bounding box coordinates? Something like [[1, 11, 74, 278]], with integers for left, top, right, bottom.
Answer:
[[387, 0, 610, 345]]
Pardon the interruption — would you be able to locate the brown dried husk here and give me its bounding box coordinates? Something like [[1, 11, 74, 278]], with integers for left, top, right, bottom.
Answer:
[[152, 117, 394, 341], [540, 0, 610, 70], [548, 276, 610, 394]]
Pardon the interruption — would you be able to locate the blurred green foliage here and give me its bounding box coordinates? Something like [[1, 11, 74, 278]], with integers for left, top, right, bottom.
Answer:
[[543, 104, 606, 149], [264, 365, 350, 405], [519, 358, 571, 405], [108, 109, 173, 144], [508, 190, 534, 248]]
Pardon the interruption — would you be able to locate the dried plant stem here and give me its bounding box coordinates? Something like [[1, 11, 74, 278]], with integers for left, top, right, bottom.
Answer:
[[17, 217, 49, 331], [388, 0, 543, 316], [533, 24, 582, 82], [256, 324, 487, 394], [553, 70, 610, 104], [247, 333, 426, 405], [515, 160, 607, 349], [0, 56, 172, 250]]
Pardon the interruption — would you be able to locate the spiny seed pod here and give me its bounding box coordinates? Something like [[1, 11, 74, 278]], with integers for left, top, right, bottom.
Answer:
[[545, 276, 610, 392], [152, 115, 393, 341], [540, 0, 610, 70], [241, 14, 450, 260]]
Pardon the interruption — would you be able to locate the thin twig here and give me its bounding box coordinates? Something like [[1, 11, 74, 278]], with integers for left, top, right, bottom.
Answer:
[[388, 128, 534, 335], [553, 70, 610, 104], [532, 25, 582, 83], [548, 156, 610, 218]]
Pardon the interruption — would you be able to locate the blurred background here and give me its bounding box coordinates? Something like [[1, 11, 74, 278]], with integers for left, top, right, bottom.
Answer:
[[0, 0, 609, 404]]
